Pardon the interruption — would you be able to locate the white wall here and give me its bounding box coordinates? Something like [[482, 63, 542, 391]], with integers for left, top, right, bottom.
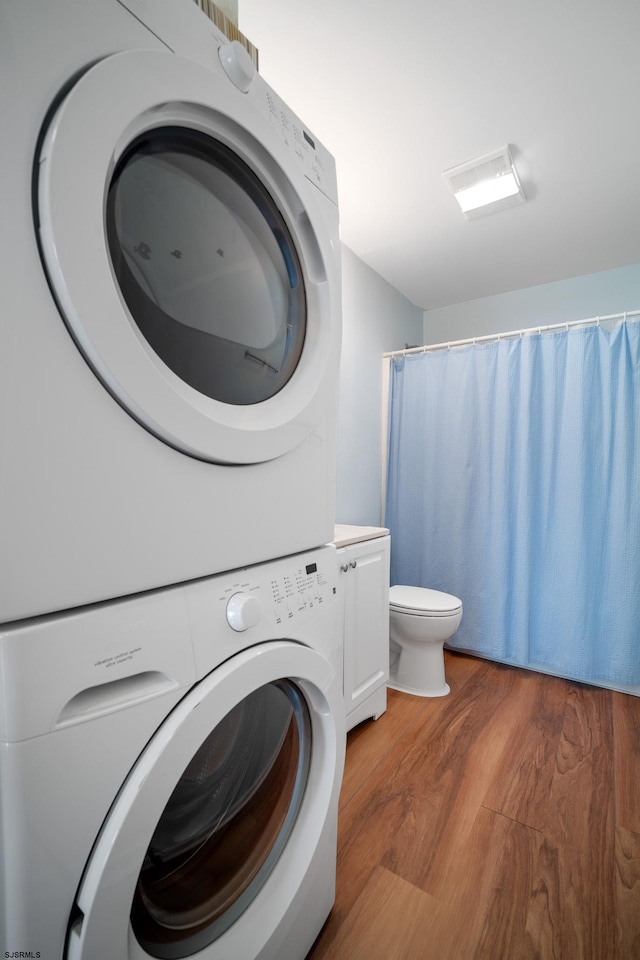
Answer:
[[335, 245, 423, 526], [423, 263, 640, 343]]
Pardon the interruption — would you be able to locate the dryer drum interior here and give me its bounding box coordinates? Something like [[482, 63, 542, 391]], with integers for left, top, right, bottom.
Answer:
[[131, 679, 311, 958], [106, 127, 307, 407]]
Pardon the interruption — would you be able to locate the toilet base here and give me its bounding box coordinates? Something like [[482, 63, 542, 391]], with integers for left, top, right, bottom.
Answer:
[[388, 677, 450, 698], [388, 634, 451, 699]]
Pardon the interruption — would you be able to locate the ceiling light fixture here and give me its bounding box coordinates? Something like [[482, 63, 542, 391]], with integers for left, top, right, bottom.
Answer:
[[443, 145, 526, 219]]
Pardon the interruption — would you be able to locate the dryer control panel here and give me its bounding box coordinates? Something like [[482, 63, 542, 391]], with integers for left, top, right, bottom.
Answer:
[[116, 0, 338, 206], [261, 85, 339, 204]]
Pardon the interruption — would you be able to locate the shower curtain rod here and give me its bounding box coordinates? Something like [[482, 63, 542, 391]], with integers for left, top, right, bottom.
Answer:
[[383, 308, 640, 358]]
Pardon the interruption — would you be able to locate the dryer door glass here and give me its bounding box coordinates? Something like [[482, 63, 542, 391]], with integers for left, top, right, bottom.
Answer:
[[106, 127, 306, 406], [130, 679, 311, 958]]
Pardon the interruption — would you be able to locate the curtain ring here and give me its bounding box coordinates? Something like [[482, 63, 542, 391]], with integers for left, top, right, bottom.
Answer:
[[596, 316, 600, 327], [447, 341, 451, 350]]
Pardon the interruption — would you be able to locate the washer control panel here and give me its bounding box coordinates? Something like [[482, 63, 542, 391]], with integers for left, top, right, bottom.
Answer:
[[216, 545, 336, 634], [182, 545, 340, 676], [0, 547, 339, 741], [226, 591, 262, 632], [269, 555, 333, 627]]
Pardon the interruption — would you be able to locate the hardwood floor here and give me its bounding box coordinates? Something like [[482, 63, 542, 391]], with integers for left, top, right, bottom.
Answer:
[[307, 651, 640, 960]]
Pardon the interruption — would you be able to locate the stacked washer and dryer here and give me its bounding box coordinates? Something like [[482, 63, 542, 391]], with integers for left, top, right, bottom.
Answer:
[[0, 2, 344, 959]]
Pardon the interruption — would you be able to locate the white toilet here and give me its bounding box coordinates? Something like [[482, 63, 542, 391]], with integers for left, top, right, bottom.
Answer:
[[388, 585, 463, 697]]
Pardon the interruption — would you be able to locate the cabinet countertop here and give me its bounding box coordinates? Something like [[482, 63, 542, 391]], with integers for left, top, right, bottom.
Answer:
[[333, 524, 390, 549]]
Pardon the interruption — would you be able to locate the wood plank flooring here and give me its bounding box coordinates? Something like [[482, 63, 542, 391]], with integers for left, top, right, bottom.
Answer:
[[307, 651, 640, 960]]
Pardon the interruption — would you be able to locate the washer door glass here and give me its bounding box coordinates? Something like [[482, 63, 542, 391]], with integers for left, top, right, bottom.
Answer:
[[107, 128, 306, 406], [130, 680, 311, 958]]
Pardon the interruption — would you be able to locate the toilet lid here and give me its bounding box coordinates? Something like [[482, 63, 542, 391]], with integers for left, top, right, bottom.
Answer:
[[389, 585, 462, 616]]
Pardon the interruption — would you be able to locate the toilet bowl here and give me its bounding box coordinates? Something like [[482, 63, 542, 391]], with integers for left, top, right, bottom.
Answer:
[[388, 586, 462, 697]]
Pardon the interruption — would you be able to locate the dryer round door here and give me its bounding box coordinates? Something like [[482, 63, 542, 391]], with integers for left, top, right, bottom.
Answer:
[[66, 641, 344, 960], [37, 49, 341, 464]]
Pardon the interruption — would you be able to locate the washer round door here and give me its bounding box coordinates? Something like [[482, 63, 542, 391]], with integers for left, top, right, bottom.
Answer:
[[66, 642, 344, 960], [37, 49, 340, 464]]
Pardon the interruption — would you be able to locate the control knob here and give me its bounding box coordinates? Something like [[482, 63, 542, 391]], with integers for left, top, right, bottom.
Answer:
[[218, 40, 257, 93], [226, 592, 261, 632]]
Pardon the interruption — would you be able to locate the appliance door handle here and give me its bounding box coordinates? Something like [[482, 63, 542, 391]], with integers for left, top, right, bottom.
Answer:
[[56, 672, 177, 727]]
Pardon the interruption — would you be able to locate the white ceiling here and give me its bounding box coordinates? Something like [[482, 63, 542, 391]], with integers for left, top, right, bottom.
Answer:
[[239, 0, 640, 311]]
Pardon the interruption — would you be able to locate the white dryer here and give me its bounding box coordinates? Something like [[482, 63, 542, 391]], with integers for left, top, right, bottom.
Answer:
[[0, 0, 341, 623], [0, 545, 345, 960]]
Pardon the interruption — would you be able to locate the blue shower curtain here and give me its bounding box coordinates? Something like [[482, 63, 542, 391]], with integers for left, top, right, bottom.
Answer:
[[385, 321, 640, 686]]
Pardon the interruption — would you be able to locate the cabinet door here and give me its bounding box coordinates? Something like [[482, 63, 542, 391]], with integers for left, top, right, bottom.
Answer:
[[341, 537, 390, 724]]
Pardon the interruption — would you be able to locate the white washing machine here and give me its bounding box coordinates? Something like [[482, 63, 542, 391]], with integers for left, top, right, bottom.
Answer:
[[0, 0, 341, 623], [0, 544, 345, 960]]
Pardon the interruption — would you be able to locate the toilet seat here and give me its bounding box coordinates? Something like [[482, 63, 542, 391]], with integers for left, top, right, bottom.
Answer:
[[389, 585, 462, 617]]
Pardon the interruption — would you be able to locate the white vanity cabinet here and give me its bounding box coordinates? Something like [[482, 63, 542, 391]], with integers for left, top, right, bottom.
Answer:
[[334, 526, 390, 731]]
